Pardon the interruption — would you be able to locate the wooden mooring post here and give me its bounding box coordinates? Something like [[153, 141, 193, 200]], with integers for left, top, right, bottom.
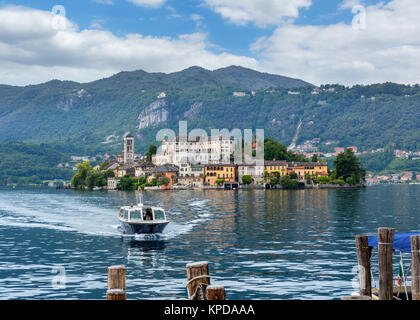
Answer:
[[341, 295, 371, 301], [186, 262, 210, 300], [107, 265, 127, 300], [106, 289, 126, 300], [411, 235, 420, 300], [355, 235, 372, 297], [378, 228, 395, 300], [206, 285, 226, 300]]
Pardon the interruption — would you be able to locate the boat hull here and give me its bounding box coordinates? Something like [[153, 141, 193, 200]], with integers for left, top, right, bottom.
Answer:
[[119, 221, 169, 234]]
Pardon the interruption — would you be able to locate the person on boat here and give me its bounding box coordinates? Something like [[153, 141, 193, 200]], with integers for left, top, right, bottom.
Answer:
[[144, 208, 153, 221]]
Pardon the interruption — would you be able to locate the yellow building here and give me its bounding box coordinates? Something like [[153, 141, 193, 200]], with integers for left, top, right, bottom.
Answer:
[[204, 164, 237, 186], [287, 162, 328, 181], [265, 160, 328, 181], [264, 161, 288, 177]]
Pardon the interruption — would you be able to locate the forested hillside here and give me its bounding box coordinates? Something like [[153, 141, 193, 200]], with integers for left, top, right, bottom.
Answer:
[[0, 66, 418, 184], [0, 142, 74, 185], [0, 67, 418, 155]]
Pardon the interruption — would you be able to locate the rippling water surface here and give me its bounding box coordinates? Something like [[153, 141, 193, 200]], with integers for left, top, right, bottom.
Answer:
[[0, 185, 419, 300]]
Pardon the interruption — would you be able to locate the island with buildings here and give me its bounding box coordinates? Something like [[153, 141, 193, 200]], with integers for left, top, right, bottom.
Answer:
[[68, 133, 370, 192]]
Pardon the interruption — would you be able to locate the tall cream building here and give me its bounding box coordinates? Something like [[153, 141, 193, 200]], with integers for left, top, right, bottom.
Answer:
[[152, 136, 235, 166]]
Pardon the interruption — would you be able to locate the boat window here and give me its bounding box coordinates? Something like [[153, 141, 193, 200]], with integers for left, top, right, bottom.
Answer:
[[130, 209, 142, 221], [119, 209, 124, 218], [154, 209, 165, 221], [123, 209, 129, 220], [143, 208, 153, 221]]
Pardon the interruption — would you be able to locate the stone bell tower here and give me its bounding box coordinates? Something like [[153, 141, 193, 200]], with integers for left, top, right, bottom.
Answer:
[[124, 134, 135, 164]]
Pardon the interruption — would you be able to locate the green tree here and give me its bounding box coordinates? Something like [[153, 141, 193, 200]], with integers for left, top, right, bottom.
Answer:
[[71, 161, 93, 189], [279, 176, 298, 189], [134, 176, 148, 190], [86, 170, 101, 189], [318, 176, 330, 184], [311, 154, 318, 163], [99, 161, 109, 171], [71, 161, 115, 190], [242, 175, 253, 185], [334, 149, 366, 184], [159, 177, 170, 186], [145, 144, 157, 162], [96, 170, 114, 187], [264, 138, 308, 162], [270, 177, 279, 186], [120, 174, 135, 191], [289, 172, 298, 180]]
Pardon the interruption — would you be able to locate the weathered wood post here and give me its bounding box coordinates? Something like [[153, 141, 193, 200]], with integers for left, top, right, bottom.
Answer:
[[355, 235, 372, 297], [341, 295, 371, 300], [186, 261, 210, 300], [411, 235, 420, 300], [378, 228, 395, 300], [106, 289, 126, 300], [107, 265, 126, 300], [206, 285, 226, 300]]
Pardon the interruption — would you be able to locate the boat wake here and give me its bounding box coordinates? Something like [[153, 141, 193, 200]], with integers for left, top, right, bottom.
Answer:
[[0, 190, 216, 240], [117, 198, 214, 241]]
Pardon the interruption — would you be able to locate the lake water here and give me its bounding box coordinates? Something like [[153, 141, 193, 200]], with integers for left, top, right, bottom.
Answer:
[[0, 185, 419, 300]]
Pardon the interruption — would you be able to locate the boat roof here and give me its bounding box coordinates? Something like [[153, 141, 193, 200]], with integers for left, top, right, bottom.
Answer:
[[121, 205, 165, 211], [368, 233, 420, 253]]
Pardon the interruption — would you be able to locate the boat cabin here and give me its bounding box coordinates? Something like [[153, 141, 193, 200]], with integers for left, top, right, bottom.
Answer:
[[119, 206, 166, 222]]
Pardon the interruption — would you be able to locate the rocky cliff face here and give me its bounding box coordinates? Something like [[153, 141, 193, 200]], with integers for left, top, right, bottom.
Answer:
[[56, 89, 91, 112], [184, 102, 202, 119], [138, 99, 169, 129]]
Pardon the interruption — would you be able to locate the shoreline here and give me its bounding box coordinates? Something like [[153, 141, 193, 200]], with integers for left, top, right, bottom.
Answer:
[[4, 183, 420, 190]]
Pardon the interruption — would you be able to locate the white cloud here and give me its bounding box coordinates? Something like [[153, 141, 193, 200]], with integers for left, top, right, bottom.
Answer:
[[203, 0, 312, 27], [339, 0, 362, 10], [252, 0, 420, 85], [93, 0, 114, 5], [190, 14, 206, 29], [1, 1, 419, 87], [190, 14, 204, 21], [90, 22, 103, 29], [127, 0, 167, 8], [0, 6, 257, 86]]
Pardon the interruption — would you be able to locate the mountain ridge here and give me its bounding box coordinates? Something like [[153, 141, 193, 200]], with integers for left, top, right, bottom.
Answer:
[[0, 67, 418, 156], [1, 65, 312, 90]]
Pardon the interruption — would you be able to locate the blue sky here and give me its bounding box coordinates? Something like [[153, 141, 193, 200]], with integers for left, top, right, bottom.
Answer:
[[0, 0, 419, 86], [0, 0, 373, 56]]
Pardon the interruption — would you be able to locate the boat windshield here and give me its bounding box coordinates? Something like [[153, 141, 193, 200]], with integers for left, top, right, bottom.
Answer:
[[130, 209, 142, 221], [154, 209, 165, 221], [123, 209, 129, 220]]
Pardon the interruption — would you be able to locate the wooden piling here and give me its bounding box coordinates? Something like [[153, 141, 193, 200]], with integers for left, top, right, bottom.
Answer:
[[411, 235, 420, 300], [341, 295, 371, 301], [107, 265, 126, 300], [355, 235, 372, 297], [108, 265, 126, 291], [378, 228, 395, 300], [106, 289, 126, 300], [186, 261, 210, 300], [206, 285, 226, 300]]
